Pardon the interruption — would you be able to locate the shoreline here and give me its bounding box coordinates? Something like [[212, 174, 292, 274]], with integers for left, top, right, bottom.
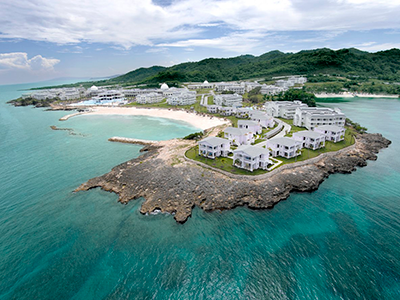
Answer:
[[315, 93, 399, 99], [75, 131, 391, 223], [60, 106, 229, 130]]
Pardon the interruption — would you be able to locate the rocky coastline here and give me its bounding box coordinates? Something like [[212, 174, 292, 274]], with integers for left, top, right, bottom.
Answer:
[[75, 132, 391, 223]]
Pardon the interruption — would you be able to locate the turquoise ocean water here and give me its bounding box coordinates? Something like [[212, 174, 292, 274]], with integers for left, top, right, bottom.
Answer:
[[1, 82, 400, 299]]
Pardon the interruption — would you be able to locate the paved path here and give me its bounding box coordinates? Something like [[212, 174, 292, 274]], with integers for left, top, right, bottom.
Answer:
[[256, 119, 291, 147]]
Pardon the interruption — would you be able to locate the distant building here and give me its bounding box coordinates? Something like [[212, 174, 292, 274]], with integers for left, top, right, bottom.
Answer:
[[233, 145, 271, 172], [250, 111, 275, 128], [206, 105, 221, 114], [136, 93, 164, 104], [260, 85, 286, 95], [215, 82, 245, 94], [223, 127, 254, 146], [314, 125, 345, 143], [214, 94, 243, 107], [219, 106, 237, 116], [238, 120, 262, 135], [293, 107, 346, 130], [198, 137, 230, 159], [92, 90, 126, 104], [167, 91, 197, 106], [267, 137, 302, 158], [264, 100, 307, 119], [188, 80, 214, 89], [292, 131, 326, 150]]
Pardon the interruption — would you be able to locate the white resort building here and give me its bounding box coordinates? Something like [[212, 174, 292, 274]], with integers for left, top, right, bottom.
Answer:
[[214, 94, 243, 107], [260, 85, 286, 95], [215, 83, 245, 94], [314, 125, 345, 143], [267, 137, 302, 159], [219, 107, 237, 116], [224, 127, 254, 146], [92, 90, 126, 105], [250, 111, 274, 128], [188, 80, 214, 89], [235, 108, 253, 118], [233, 145, 271, 172], [136, 93, 164, 104], [167, 91, 197, 106], [238, 120, 262, 135], [264, 101, 307, 119], [198, 137, 230, 159], [206, 105, 221, 114], [293, 107, 346, 130], [292, 131, 326, 150]]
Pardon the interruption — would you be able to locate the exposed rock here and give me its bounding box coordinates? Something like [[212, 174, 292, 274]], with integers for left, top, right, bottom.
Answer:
[[74, 133, 391, 223]]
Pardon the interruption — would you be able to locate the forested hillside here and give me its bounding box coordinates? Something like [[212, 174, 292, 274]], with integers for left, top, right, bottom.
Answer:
[[111, 48, 400, 85]]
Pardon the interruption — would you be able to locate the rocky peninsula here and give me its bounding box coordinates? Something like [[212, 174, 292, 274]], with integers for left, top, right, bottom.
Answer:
[[74, 126, 391, 223]]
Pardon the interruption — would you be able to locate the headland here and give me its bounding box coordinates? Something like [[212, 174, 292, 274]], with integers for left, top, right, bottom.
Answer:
[[74, 126, 390, 223]]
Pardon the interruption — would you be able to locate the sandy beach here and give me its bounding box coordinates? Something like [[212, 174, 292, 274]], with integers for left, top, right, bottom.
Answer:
[[62, 106, 229, 130]]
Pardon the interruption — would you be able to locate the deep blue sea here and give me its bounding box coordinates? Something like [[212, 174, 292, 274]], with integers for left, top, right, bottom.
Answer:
[[1, 82, 400, 299]]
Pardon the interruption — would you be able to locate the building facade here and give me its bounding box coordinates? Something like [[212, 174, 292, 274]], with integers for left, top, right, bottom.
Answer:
[[267, 137, 302, 158], [233, 145, 271, 172], [198, 137, 230, 159]]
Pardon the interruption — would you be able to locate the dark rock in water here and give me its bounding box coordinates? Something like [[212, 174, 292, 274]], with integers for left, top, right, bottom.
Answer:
[[74, 133, 391, 223]]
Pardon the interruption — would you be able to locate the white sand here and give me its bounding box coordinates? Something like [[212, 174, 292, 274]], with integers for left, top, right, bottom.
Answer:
[[68, 106, 229, 130]]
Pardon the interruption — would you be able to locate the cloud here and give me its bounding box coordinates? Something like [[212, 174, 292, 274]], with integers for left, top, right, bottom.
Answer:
[[158, 31, 266, 52], [0, 0, 400, 51], [356, 42, 400, 52], [0, 52, 60, 70]]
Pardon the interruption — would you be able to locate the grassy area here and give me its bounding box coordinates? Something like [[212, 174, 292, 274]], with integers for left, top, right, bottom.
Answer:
[[185, 126, 356, 176], [220, 115, 240, 127], [277, 127, 356, 165], [261, 122, 279, 135], [196, 88, 213, 94], [208, 96, 214, 105], [185, 146, 269, 176], [276, 118, 306, 136]]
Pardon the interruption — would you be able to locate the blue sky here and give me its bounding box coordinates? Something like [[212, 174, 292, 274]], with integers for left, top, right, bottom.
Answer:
[[1, 0, 400, 84]]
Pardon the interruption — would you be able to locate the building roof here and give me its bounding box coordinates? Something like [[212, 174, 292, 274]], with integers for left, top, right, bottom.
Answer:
[[234, 145, 269, 157], [268, 137, 299, 147], [314, 125, 344, 132], [251, 112, 271, 120], [199, 136, 229, 147], [293, 130, 324, 139], [224, 127, 249, 136], [160, 83, 169, 90], [238, 120, 259, 126]]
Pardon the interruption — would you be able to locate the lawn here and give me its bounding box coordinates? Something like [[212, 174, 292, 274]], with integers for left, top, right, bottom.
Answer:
[[196, 88, 213, 94], [185, 126, 356, 175], [277, 127, 356, 165], [185, 146, 269, 176]]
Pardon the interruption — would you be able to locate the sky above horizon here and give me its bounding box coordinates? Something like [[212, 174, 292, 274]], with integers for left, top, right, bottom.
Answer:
[[1, 0, 400, 85]]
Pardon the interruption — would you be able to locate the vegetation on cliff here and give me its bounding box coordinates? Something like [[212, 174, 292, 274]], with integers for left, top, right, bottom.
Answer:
[[7, 97, 58, 107]]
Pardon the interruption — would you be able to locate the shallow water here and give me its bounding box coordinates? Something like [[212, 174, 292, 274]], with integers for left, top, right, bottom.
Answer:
[[0, 84, 399, 299]]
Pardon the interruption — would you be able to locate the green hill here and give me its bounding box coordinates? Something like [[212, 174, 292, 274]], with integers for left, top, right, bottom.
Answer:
[[109, 65, 166, 83], [109, 48, 400, 86], [39, 48, 400, 90]]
